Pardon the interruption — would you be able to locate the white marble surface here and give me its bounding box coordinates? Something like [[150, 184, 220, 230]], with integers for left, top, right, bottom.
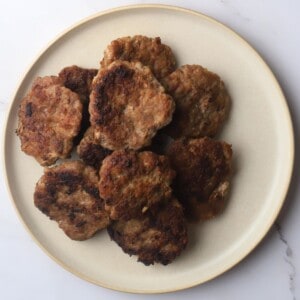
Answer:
[[0, 1, 299, 299]]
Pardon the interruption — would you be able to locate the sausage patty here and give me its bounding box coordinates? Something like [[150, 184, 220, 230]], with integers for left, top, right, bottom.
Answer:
[[34, 160, 110, 240], [100, 35, 176, 80], [162, 65, 230, 139], [59, 65, 98, 143], [77, 126, 112, 170], [17, 76, 82, 166], [166, 137, 233, 221], [89, 60, 175, 150], [107, 198, 188, 265], [58, 65, 97, 103], [99, 150, 175, 221]]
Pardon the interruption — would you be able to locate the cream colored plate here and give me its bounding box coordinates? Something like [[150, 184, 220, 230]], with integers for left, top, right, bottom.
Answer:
[[3, 5, 294, 294]]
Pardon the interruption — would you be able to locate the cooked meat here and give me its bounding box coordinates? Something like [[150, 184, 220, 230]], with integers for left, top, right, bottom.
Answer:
[[34, 160, 110, 240], [89, 60, 175, 150], [99, 150, 175, 221], [101, 35, 176, 80], [59, 65, 98, 144], [162, 65, 230, 138], [17, 76, 82, 166], [77, 127, 112, 170], [166, 137, 233, 221], [58, 65, 97, 103], [107, 198, 188, 265]]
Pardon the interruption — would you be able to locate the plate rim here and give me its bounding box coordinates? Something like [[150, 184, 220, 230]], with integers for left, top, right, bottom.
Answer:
[[1, 4, 295, 294]]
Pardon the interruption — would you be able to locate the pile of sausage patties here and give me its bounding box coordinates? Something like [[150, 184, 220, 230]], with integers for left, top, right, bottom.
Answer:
[[17, 35, 233, 266]]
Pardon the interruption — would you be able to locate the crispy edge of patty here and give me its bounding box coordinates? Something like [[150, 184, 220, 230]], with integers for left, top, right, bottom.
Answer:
[[100, 35, 176, 80], [107, 198, 188, 265], [99, 150, 176, 221], [34, 160, 110, 240], [89, 60, 175, 150], [17, 76, 83, 166], [166, 137, 233, 221], [162, 64, 230, 139]]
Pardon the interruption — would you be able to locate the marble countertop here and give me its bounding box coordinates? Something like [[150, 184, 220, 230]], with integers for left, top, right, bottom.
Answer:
[[1, 1, 299, 299]]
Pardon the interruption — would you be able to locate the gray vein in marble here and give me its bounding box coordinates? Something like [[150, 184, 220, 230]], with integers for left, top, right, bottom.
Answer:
[[275, 221, 296, 300]]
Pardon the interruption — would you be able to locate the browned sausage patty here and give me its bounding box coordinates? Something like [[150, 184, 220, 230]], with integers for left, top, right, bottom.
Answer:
[[162, 65, 230, 139], [34, 161, 110, 240], [166, 137, 233, 221], [89, 60, 175, 150], [107, 198, 188, 265], [17, 76, 82, 166], [77, 127, 112, 170], [99, 150, 175, 221], [101, 35, 176, 80], [58, 65, 97, 103], [59, 65, 98, 143]]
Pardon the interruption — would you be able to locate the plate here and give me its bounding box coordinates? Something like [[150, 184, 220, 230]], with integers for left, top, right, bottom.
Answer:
[[2, 5, 294, 293]]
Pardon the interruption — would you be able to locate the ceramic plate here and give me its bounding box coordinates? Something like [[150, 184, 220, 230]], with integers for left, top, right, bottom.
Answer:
[[3, 5, 294, 294]]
